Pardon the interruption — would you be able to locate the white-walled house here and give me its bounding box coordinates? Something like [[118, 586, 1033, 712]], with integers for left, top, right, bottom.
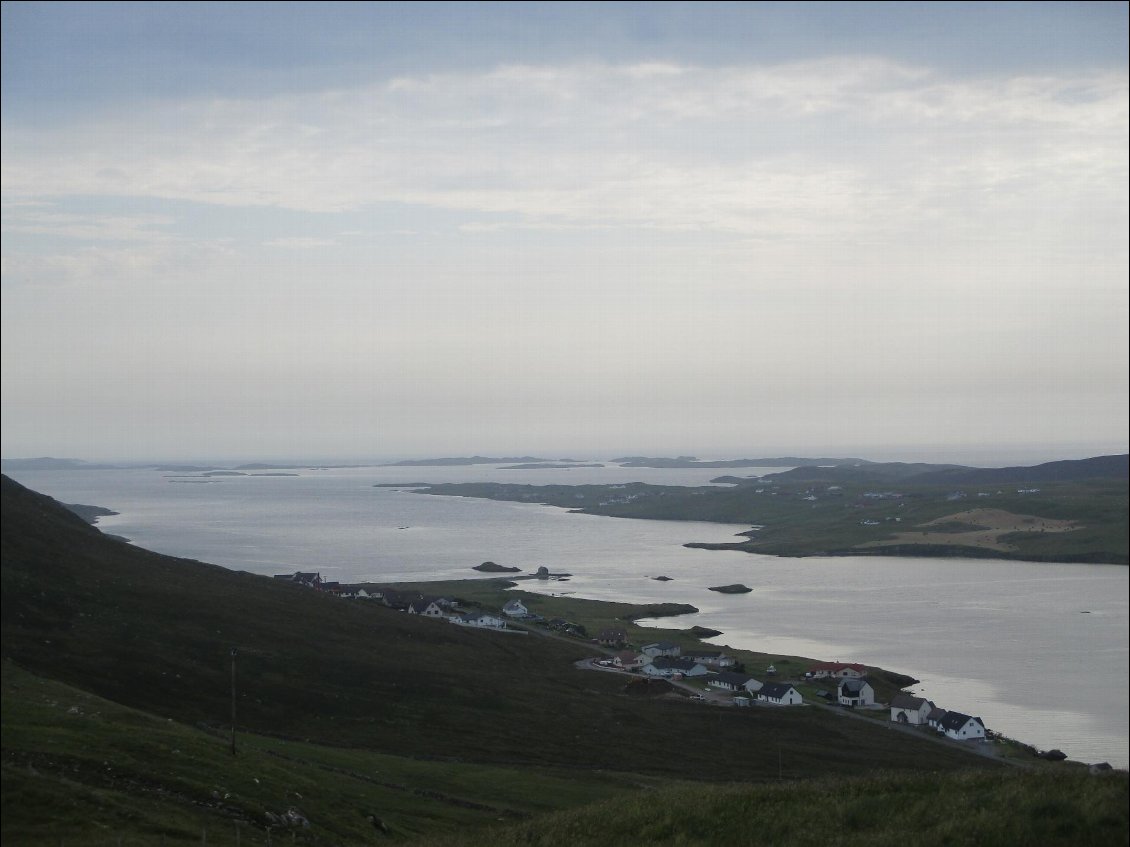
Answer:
[[758, 682, 803, 706], [890, 693, 934, 725], [806, 662, 866, 680], [612, 651, 645, 671], [641, 641, 682, 659], [407, 597, 447, 617], [641, 657, 709, 678], [452, 611, 507, 629], [837, 678, 876, 708], [502, 598, 529, 618], [939, 711, 986, 741]]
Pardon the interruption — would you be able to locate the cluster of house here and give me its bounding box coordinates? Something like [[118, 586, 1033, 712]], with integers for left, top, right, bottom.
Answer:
[[602, 640, 803, 707], [806, 662, 987, 741], [272, 572, 987, 741]]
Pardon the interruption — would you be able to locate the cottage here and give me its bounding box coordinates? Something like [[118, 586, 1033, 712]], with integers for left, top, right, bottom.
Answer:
[[502, 598, 530, 618], [890, 693, 934, 725], [641, 641, 682, 659], [685, 650, 737, 668], [939, 711, 986, 741], [273, 571, 323, 588], [612, 651, 644, 671], [806, 662, 866, 679], [452, 611, 506, 629], [641, 657, 709, 678], [707, 671, 761, 693], [758, 682, 803, 706], [927, 707, 948, 732], [597, 628, 628, 647], [837, 677, 875, 708], [406, 596, 447, 617]]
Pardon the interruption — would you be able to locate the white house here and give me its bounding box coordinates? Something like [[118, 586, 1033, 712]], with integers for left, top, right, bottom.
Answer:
[[641, 657, 709, 678], [641, 641, 682, 659], [707, 672, 755, 692], [407, 596, 446, 617], [939, 711, 986, 741], [685, 650, 737, 668], [806, 662, 866, 680], [890, 693, 934, 725], [927, 707, 948, 732], [502, 598, 529, 618], [612, 651, 645, 671], [452, 611, 506, 629], [837, 678, 876, 708], [758, 682, 803, 706]]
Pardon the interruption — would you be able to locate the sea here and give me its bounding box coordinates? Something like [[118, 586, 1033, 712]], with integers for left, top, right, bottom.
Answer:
[[7, 463, 1128, 769]]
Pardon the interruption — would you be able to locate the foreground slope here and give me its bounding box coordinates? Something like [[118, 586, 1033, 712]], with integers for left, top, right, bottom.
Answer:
[[0, 474, 988, 779], [423, 770, 1130, 847]]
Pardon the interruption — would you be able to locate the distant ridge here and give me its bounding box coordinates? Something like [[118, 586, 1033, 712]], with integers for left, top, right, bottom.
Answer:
[[911, 454, 1129, 485], [382, 455, 550, 466], [0, 456, 120, 471], [612, 456, 871, 468]]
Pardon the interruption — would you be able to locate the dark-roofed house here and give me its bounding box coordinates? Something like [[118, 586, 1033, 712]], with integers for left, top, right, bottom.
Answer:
[[502, 598, 530, 618], [837, 677, 875, 708], [685, 649, 737, 669], [452, 611, 506, 629], [641, 641, 682, 658], [707, 671, 762, 694], [598, 628, 628, 647], [274, 571, 323, 588], [406, 596, 447, 617], [927, 707, 948, 732], [758, 682, 802, 706], [890, 693, 934, 725], [940, 711, 986, 741], [641, 657, 709, 679]]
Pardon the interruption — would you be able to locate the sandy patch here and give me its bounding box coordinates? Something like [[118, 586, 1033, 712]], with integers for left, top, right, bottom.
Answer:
[[857, 508, 1082, 553]]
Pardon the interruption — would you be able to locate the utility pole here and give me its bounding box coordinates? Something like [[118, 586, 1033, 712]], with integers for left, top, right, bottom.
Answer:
[[230, 647, 237, 756]]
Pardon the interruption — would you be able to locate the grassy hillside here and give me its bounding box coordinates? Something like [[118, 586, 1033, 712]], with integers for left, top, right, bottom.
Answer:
[[7, 473, 1122, 845], [421, 770, 1130, 847]]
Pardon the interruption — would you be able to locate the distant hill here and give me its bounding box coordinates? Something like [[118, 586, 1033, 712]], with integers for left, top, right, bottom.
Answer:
[[613, 456, 871, 468]]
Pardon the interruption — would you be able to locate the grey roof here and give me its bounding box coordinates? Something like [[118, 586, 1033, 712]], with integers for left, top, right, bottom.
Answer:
[[644, 641, 681, 651], [940, 711, 983, 731], [651, 657, 700, 671], [890, 693, 930, 711], [838, 677, 872, 694], [759, 682, 797, 699], [928, 707, 948, 722], [711, 671, 754, 687]]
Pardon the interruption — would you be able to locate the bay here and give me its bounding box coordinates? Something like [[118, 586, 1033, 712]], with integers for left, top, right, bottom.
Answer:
[[7, 464, 1128, 769]]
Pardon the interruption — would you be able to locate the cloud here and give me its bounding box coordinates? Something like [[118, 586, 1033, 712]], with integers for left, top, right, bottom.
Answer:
[[2, 59, 1124, 249]]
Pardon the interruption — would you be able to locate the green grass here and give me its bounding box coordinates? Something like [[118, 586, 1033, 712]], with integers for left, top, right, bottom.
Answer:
[[1, 662, 666, 845], [418, 770, 1130, 847]]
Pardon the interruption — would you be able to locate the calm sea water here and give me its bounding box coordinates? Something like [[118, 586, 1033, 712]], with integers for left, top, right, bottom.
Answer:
[[8, 464, 1128, 768]]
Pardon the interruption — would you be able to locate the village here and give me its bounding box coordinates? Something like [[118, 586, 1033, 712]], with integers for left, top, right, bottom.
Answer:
[[274, 570, 994, 750]]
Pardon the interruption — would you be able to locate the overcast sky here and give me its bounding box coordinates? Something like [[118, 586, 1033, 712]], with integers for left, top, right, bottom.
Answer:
[[2, 2, 1127, 464]]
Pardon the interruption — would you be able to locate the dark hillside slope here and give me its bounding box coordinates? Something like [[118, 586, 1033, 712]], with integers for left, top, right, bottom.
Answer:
[[0, 475, 987, 780]]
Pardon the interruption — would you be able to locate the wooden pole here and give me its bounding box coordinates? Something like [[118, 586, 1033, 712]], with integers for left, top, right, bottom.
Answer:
[[230, 647, 238, 756]]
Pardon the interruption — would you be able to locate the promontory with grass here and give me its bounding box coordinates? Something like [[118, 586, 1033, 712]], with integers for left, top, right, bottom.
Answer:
[[407, 454, 1129, 565]]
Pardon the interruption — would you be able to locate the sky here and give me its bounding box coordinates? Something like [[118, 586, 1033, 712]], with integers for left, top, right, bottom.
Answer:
[[2, 1, 1128, 465]]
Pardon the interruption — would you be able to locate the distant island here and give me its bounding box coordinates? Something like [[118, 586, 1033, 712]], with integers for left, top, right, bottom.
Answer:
[[709, 584, 753, 594], [381, 456, 552, 466], [472, 561, 522, 573], [407, 455, 1129, 565], [500, 462, 605, 469]]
